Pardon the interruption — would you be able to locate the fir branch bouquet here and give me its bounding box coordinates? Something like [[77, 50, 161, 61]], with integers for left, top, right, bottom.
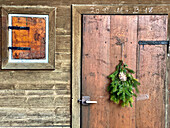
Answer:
[[107, 60, 140, 107]]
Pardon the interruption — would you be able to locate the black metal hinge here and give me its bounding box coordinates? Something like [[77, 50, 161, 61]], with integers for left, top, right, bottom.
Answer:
[[8, 26, 30, 30], [8, 47, 31, 50], [138, 40, 169, 54], [138, 41, 169, 45]]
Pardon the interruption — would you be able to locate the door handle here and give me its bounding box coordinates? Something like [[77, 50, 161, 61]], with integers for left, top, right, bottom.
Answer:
[[85, 101, 97, 104], [78, 96, 97, 105]]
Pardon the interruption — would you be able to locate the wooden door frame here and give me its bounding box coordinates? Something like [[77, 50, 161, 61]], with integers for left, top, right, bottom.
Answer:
[[72, 4, 170, 128]]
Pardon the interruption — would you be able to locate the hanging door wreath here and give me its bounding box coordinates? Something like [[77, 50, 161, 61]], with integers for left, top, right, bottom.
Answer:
[[107, 60, 140, 107]]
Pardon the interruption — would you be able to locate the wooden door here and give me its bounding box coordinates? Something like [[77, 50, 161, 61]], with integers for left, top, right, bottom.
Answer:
[[82, 15, 167, 128]]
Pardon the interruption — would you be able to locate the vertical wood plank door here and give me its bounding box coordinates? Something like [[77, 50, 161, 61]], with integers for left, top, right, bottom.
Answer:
[[136, 15, 168, 128], [82, 15, 167, 128]]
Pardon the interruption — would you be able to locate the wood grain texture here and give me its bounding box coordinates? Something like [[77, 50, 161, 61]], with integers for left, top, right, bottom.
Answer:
[[0, 3, 169, 128], [82, 15, 138, 128], [72, 6, 170, 128], [73, 5, 170, 15], [72, 6, 81, 128], [56, 35, 71, 52], [82, 15, 110, 128], [109, 15, 137, 128], [2, 0, 170, 6], [1, 8, 9, 68], [82, 14, 168, 128], [136, 15, 168, 128], [2, 5, 55, 14], [56, 6, 71, 35], [0, 108, 70, 126]]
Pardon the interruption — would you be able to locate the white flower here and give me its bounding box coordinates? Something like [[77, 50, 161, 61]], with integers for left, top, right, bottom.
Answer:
[[119, 72, 127, 81]]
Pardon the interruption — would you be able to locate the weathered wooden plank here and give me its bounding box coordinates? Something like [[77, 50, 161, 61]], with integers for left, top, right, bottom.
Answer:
[[2, 0, 170, 5], [0, 84, 15, 90], [0, 97, 27, 107], [55, 60, 70, 72], [0, 108, 70, 126], [73, 5, 170, 15], [0, 7, 2, 63], [56, 28, 71, 35], [27, 96, 70, 107], [56, 35, 71, 51], [1, 7, 9, 68], [56, 6, 71, 35], [0, 89, 70, 96], [82, 15, 138, 128], [2, 5, 55, 14], [55, 52, 71, 72], [56, 17, 71, 35], [0, 72, 70, 83], [26, 90, 70, 96], [165, 12, 169, 125], [0, 125, 71, 128], [0, 83, 70, 90], [72, 6, 81, 128], [82, 15, 110, 128], [55, 52, 71, 60], [109, 15, 137, 128], [0, 90, 25, 96], [167, 16, 170, 127], [0, 96, 70, 108], [120, 16, 138, 128], [57, 6, 71, 17], [136, 15, 168, 128]]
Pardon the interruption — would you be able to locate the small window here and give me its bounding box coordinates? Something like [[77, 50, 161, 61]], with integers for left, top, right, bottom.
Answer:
[[2, 6, 56, 69], [8, 14, 49, 63]]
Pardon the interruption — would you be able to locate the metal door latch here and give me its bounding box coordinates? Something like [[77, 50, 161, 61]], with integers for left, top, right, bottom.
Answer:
[[78, 96, 97, 105]]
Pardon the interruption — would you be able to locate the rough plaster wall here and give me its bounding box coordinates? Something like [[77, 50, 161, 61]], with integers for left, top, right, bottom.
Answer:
[[0, 0, 170, 127]]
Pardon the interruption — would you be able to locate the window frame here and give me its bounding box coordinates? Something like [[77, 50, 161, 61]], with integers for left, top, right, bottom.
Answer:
[[1, 6, 56, 69]]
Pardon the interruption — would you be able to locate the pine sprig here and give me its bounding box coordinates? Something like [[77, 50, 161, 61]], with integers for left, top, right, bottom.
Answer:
[[107, 60, 140, 107]]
